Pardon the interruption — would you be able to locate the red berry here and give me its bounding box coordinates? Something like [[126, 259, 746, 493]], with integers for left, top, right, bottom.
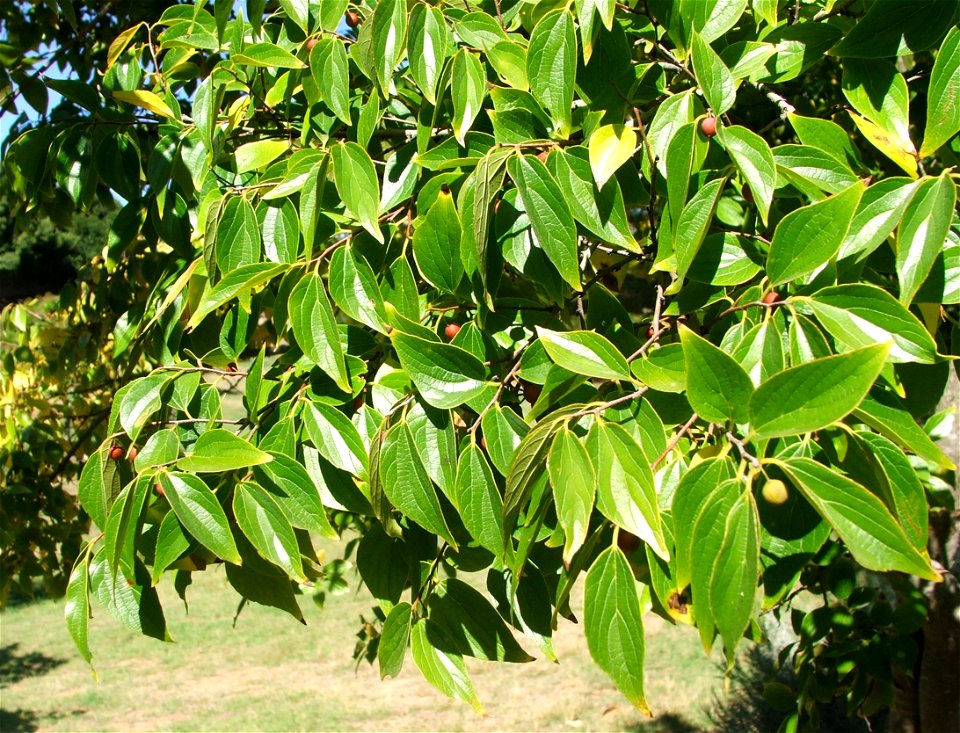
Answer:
[[127, 446, 138, 461], [109, 445, 124, 461], [444, 323, 461, 340], [762, 291, 780, 306], [617, 531, 641, 554], [537, 150, 549, 163], [306, 37, 319, 52], [742, 183, 754, 203], [700, 115, 718, 137], [521, 381, 542, 404], [155, 483, 165, 498], [345, 10, 360, 27], [646, 326, 655, 339]]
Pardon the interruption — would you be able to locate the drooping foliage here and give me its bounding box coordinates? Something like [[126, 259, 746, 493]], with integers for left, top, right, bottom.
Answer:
[[1, 1, 959, 729]]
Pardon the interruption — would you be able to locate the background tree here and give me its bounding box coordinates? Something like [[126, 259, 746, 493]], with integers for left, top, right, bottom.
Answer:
[[1, 1, 959, 731]]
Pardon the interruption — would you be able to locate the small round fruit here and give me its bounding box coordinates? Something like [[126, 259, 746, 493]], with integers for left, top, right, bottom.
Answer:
[[353, 394, 365, 411], [109, 445, 124, 461], [306, 37, 319, 52], [537, 150, 549, 163], [762, 291, 780, 306], [742, 184, 754, 203], [617, 530, 641, 554], [155, 483, 165, 498], [521, 381, 542, 404], [762, 479, 789, 505], [345, 10, 360, 27], [127, 446, 138, 461], [700, 115, 718, 137], [480, 435, 487, 452], [444, 322, 461, 339], [646, 326, 656, 339]]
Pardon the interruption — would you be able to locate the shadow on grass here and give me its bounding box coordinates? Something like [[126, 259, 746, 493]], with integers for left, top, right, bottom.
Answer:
[[623, 713, 701, 732], [0, 707, 39, 732], [1, 643, 73, 732], [0, 643, 66, 687]]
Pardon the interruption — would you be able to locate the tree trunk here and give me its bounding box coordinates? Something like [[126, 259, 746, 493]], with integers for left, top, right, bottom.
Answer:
[[891, 369, 960, 733]]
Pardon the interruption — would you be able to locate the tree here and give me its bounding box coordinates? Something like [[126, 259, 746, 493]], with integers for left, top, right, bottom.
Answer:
[[1, 1, 958, 730]]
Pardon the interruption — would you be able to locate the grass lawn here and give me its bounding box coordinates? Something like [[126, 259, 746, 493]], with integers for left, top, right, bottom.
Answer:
[[1, 539, 731, 732]]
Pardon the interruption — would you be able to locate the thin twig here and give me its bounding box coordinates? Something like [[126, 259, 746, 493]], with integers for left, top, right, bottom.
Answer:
[[652, 412, 699, 470]]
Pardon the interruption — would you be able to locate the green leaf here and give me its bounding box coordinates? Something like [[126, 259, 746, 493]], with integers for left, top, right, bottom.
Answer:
[[233, 42, 306, 69], [709, 491, 760, 660], [119, 372, 172, 443], [480, 405, 529, 476], [717, 125, 776, 225], [547, 427, 595, 564], [536, 327, 631, 381], [777, 458, 938, 580], [380, 142, 419, 213], [527, 10, 576, 136], [509, 154, 581, 290], [462, 148, 509, 300], [452, 50, 486, 145], [687, 232, 762, 286], [548, 148, 638, 250], [380, 422, 456, 547], [672, 178, 726, 284], [803, 284, 938, 364], [187, 263, 285, 329], [255, 452, 337, 538], [408, 4, 449, 104], [671, 457, 736, 588], [328, 245, 386, 333], [691, 33, 736, 115], [371, 0, 407, 94], [407, 400, 458, 501], [773, 144, 859, 195], [584, 546, 650, 714], [921, 26, 960, 156], [65, 552, 93, 665], [215, 196, 261, 273], [310, 38, 351, 124], [176, 429, 273, 473], [332, 142, 383, 242], [831, 0, 955, 59], [855, 432, 928, 551], [688, 478, 739, 651], [766, 181, 864, 285], [412, 189, 464, 293], [749, 344, 889, 439], [454, 442, 504, 556], [289, 272, 350, 391], [158, 472, 241, 564], [587, 421, 669, 561], [632, 343, 687, 393], [302, 402, 368, 479], [838, 177, 917, 262], [152, 511, 191, 583], [258, 199, 300, 264], [233, 482, 306, 581], [428, 578, 533, 662], [78, 448, 121, 530], [488, 41, 529, 90], [854, 389, 955, 471], [392, 331, 489, 410], [679, 325, 753, 424], [411, 619, 483, 713], [235, 139, 289, 174], [588, 124, 637, 188], [896, 173, 956, 305], [378, 602, 411, 679], [842, 60, 912, 153]]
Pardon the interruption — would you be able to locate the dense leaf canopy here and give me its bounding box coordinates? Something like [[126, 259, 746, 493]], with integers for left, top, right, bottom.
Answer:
[[1, 0, 959, 728]]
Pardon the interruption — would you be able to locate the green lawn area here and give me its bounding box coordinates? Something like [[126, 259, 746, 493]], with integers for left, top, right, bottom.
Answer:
[[1, 540, 731, 732]]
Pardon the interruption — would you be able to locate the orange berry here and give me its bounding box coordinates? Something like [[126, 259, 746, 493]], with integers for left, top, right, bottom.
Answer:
[[444, 323, 461, 339]]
